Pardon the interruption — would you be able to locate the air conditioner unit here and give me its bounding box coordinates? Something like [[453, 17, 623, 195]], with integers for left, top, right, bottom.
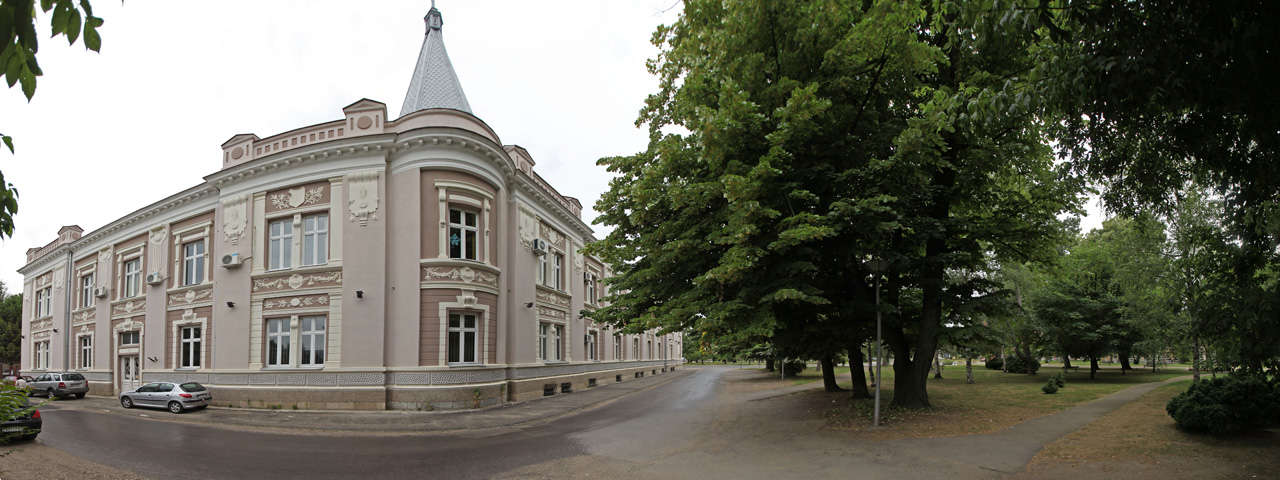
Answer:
[[221, 253, 244, 269], [93, 287, 108, 298], [531, 239, 548, 255], [145, 273, 164, 285], [584, 272, 593, 282]]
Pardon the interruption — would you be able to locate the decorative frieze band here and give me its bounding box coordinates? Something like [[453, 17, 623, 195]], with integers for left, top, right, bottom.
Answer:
[[252, 271, 343, 293], [423, 266, 498, 288], [262, 294, 331, 311], [535, 289, 570, 308], [537, 306, 567, 321], [71, 309, 95, 324], [168, 287, 214, 307], [112, 299, 146, 316]]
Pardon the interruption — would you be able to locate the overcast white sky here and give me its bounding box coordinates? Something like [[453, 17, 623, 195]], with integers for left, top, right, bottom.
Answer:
[[0, 0, 1103, 291]]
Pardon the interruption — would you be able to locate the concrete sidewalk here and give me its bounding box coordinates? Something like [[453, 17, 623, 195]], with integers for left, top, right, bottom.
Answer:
[[37, 367, 694, 435]]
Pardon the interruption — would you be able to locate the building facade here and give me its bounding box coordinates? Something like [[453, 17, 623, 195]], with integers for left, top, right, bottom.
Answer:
[[17, 6, 680, 410]]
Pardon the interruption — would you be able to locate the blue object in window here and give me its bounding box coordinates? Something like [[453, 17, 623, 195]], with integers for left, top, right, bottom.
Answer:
[[450, 233, 461, 246]]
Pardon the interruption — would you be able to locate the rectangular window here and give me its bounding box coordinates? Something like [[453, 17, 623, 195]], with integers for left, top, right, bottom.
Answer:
[[633, 339, 639, 360], [267, 318, 291, 366], [447, 313, 479, 364], [553, 254, 564, 290], [300, 315, 325, 366], [269, 219, 293, 270], [302, 214, 328, 266], [180, 326, 201, 368], [552, 324, 563, 361], [79, 336, 92, 369], [119, 331, 140, 345], [538, 254, 548, 286], [614, 336, 621, 361], [81, 274, 95, 309], [34, 341, 47, 369], [587, 332, 597, 361], [587, 274, 597, 305], [123, 258, 142, 298], [36, 287, 51, 317], [538, 323, 549, 361], [183, 240, 206, 286], [448, 208, 479, 260]]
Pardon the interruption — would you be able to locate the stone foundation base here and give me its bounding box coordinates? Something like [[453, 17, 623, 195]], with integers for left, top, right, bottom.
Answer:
[[212, 387, 386, 410]]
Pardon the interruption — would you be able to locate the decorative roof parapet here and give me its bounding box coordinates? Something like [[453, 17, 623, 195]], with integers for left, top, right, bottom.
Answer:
[[399, 5, 472, 117]]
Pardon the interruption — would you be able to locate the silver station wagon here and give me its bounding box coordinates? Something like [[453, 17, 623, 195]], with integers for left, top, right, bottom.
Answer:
[[29, 372, 89, 399], [119, 382, 212, 413]]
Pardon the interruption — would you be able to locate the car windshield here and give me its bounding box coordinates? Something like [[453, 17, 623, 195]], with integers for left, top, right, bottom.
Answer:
[[64, 373, 85, 381], [179, 383, 206, 392]]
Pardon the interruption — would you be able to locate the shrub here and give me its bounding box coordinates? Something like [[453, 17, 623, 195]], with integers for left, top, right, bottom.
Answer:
[[1053, 372, 1065, 388], [1041, 379, 1059, 394], [1166, 374, 1280, 434], [984, 357, 1004, 370], [781, 360, 807, 377], [1003, 355, 1041, 375]]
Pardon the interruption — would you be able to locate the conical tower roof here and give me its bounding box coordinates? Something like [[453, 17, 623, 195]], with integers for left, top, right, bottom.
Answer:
[[400, 4, 472, 117]]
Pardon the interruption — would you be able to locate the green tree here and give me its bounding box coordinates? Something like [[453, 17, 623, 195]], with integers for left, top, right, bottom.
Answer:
[[0, 0, 104, 238], [0, 282, 21, 372]]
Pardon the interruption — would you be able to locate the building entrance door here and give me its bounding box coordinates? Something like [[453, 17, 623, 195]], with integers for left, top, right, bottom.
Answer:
[[119, 355, 140, 392]]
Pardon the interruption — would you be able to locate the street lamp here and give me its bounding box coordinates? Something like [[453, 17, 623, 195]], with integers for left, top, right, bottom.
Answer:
[[865, 258, 890, 429]]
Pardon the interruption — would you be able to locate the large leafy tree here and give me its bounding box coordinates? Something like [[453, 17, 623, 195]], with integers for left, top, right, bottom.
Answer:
[[0, 282, 22, 371], [0, 0, 104, 238], [589, 0, 1083, 409]]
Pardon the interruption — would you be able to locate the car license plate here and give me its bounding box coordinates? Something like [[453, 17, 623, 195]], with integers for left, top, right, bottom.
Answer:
[[2, 426, 24, 432]]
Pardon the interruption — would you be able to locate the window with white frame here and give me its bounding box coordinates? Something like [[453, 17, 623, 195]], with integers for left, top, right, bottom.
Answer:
[[538, 253, 548, 286], [300, 315, 325, 366], [552, 324, 563, 361], [119, 331, 140, 345], [35, 287, 51, 317], [34, 341, 49, 369], [633, 338, 639, 360], [267, 318, 290, 366], [614, 336, 621, 361], [448, 208, 478, 260], [447, 312, 479, 364], [183, 240, 206, 286], [552, 253, 564, 290], [302, 213, 328, 266], [268, 219, 293, 270], [180, 326, 201, 368], [538, 323, 549, 361], [123, 258, 142, 298], [79, 336, 92, 369], [587, 274, 598, 305], [81, 274, 95, 309], [587, 331, 597, 361], [648, 339, 653, 359]]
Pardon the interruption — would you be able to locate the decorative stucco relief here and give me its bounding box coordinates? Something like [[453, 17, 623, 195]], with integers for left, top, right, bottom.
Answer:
[[537, 306, 567, 320], [263, 294, 330, 311], [148, 224, 168, 275], [168, 287, 213, 307], [113, 300, 146, 316], [222, 194, 248, 245], [518, 206, 537, 251], [270, 186, 324, 210], [30, 318, 53, 330], [29, 330, 52, 340], [572, 247, 584, 273], [423, 266, 498, 288], [348, 171, 379, 226], [72, 309, 95, 324], [539, 223, 568, 250], [535, 289, 570, 308], [252, 271, 343, 293], [52, 266, 64, 293]]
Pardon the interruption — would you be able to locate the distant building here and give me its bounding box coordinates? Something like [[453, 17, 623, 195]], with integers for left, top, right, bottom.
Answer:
[[18, 5, 680, 409]]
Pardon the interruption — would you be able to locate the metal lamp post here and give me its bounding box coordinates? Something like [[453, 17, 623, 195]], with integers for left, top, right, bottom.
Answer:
[[865, 258, 890, 429]]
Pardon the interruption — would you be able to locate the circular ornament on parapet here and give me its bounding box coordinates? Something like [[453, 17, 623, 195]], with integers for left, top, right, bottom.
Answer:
[[357, 116, 373, 129], [231, 147, 244, 159]]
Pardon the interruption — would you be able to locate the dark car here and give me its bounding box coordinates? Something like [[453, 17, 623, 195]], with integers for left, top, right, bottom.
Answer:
[[1, 393, 42, 442]]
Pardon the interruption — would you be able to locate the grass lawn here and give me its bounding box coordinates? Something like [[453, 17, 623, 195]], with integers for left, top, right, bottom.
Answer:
[[813, 364, 1190, 440], [1023, 380, 1280, 477]]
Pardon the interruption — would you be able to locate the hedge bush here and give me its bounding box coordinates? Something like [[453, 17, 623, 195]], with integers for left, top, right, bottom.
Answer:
[[1042, 379, 1059, 394], [1003, 355, 1041, 375], [781, 360, 807, 378], [1166, 374, 1280, 434], [984, 357, 1004, 370], [1053, 371, 1066, 388]]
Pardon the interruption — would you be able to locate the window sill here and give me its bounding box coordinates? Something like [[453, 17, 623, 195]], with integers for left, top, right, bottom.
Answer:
[[174, 368, 201, 372], [261, 366, 325, 371], [447, 363, 486, 368], [541, 360, 568, 365]]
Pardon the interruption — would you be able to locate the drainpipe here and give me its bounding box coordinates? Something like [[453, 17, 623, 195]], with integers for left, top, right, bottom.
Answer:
[[63, 249, 74, 369]]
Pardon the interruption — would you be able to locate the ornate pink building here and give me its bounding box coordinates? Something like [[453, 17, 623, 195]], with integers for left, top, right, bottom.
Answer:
[[17, 5, 681, 410]]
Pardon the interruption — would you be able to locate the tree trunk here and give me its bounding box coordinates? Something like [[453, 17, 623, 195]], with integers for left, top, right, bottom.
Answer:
[[847, 346, 871, 399], [1063, 355, 1072, 369], [1000, 345, 1008, 373], [933, 350, 943, 379], [1089, 356, 1099, 379], [765, 357, 775, 373], [820, 355, 842, 392], [965, 357, 974, 384], [1191, 335, 1200, 383], [1119, 348, 1132, 371]]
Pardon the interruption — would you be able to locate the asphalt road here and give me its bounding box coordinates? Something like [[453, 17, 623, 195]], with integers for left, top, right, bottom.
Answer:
[[34, 367, 724, 479]]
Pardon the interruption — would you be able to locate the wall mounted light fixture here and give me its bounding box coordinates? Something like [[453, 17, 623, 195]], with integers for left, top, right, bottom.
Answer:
[[227, 301, 235, 308], [52, 329, 58, 333], [356, 290, 364, 299], [525, 302, 534, 308], [147, 356, 158, 363]]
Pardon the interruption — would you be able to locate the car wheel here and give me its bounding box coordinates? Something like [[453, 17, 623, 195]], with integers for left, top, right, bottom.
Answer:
[[120, 397, 133, 409], [74, 393, 85, 399], [168, 401, 183, 414], [46, 388, 56, 399]]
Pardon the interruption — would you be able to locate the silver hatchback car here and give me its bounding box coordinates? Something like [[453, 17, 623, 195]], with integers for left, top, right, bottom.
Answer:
[[119, 382, 212, 413]]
